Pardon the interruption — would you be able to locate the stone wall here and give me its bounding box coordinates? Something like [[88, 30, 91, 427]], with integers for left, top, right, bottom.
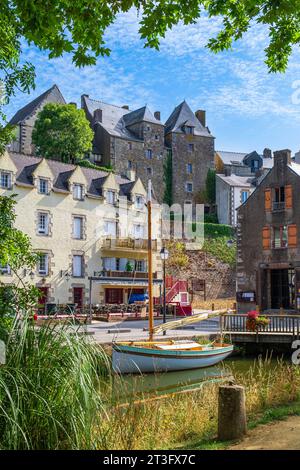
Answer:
[[166, 132, 215, 206]]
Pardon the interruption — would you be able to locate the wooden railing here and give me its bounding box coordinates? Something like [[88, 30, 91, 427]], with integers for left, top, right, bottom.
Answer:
[[223, 314, 300, 336], [103, 238, 157, 251]]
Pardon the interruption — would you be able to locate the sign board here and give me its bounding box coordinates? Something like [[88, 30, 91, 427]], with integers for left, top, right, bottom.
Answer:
[[236, 291, 256, 303]]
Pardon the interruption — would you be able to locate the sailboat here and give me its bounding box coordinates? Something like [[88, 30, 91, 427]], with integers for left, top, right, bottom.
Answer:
[[112, 182, 233, 374]]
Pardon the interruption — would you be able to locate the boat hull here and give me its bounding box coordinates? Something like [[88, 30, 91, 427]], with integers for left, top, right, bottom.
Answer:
[[112, 344, 233, 374]]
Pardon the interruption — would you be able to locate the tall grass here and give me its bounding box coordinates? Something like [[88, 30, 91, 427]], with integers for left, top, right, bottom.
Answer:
[[0, 317, 110, 450], [99, 357, 300, 450]]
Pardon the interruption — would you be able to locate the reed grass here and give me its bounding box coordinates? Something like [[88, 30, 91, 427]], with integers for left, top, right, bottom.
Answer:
[[99, 356, 300, 450], [0, 317, 110, 450]]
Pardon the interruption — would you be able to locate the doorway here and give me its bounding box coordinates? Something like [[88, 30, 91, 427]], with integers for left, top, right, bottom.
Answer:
[[73, 287, 83, 309], [105, 288, 124, 304], [270, 269, 295, 309], [37, 287, 49, 314]]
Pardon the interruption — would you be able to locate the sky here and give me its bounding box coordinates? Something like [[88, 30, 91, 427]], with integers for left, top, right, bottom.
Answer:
[[6, 9, 300, 154]]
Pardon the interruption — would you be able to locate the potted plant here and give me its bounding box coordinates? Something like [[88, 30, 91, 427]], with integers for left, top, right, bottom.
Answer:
[[246, 310, 270, 331]]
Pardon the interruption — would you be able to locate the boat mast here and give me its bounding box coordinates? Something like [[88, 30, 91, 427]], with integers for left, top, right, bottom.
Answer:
[[147, 180, 154, 341]]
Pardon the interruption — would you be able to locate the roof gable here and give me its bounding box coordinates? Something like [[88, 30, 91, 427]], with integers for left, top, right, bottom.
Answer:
[[123, 106, 161, 127], [32, 158, 54, 179], [9, 85, 66, 125], [165, 101, 211, 137], [0, 151, 18, 173]]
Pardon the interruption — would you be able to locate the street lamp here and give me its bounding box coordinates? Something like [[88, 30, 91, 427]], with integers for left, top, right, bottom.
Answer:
[[160, 246, 169, 335]]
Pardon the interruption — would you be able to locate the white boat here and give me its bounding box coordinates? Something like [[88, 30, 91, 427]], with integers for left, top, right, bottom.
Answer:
[[112, 340, 234, 374], [112, 180, 234, 374]]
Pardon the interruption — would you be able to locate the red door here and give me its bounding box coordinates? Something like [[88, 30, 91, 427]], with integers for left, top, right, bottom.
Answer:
[[38, 287, 48, 314], [73, 287, 83, 309], [105, 288, 123, 304]]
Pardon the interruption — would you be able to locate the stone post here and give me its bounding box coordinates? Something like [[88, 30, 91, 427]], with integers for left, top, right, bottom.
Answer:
[[218, 385, 247, 441]]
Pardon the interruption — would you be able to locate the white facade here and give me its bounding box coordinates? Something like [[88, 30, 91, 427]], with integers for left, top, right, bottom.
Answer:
[[216, 174, 255, 226]]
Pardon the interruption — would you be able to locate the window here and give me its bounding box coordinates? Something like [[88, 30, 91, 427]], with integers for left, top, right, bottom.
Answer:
[[73, 216, 83, 239], [186, 182, 193, 193], [155, 134, 159, 141], [273, 186, 285, 210], [135, 195, 144, 210], [37, 212, 49, 235], [106, 190, 116, 205], [38, 254, 48, 275], [146, 167, 153, 176], [103, 257, 116, 271], [73, 184, 84, 200], [186, 126, 194, 135], [133, 224, 144, 238], [39, 178, 48, 194], [146, 149, 153, 159], [188, 143, 194, 152], [0, 263, 10, 275], [104, 220, 117, 237], [0, 172, 11, 189], [241, 191, 249, 203], [273, 226, 287, 249], [73, 255, 83, 277], [128, 142, 132, 150], [187, 163, 193, 174], [128, 160, 132, 170], [135, 260, 146, 272]]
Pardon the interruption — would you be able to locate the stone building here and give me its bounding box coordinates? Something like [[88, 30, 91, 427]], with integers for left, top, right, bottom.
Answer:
[[237, 149, 300, 313], [164, 101, 215, 206], [82, 95, 214, 204], [8, 85, 66, 155], [0, 150, 162, 308]]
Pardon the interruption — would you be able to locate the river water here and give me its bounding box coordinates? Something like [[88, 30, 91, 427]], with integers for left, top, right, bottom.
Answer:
[[112, 357, 276, 401]]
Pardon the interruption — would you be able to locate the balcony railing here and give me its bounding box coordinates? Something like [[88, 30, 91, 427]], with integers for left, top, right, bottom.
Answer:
[[272, 201, 285, 211], [94, 270, 158, 279], [103, 238, 157, 251]]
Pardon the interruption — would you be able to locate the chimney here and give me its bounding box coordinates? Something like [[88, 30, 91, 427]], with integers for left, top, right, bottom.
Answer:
[[93, 109, 102, 123], [295, 150, 300, 164], [263, 147, 272, 159], [154, 111, 161, 121], [195, 109, 206, 127], [69, 102, 77, 108], [126, 169, 136, 181], [273, 149, 291, 169], [81, 94, 89, 108], [224, 167, 231, 177], [122, 105, 129, 110]]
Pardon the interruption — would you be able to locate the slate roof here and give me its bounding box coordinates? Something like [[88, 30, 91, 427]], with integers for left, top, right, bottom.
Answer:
[[7, 152, 134, 198], [165, 101, 211, 137], [217, 174, 255, 188], [9, 85, 66, 125], [289, 161, 300, 177], [82, 96, 161, 142], [216, 150, 274, 169]]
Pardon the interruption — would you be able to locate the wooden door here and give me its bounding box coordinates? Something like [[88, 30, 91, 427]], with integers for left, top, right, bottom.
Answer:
[[105, 288, 124, 304], [73, 287, 83, 309]]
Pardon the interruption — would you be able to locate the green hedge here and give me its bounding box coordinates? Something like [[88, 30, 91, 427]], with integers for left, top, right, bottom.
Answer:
[[190, 222, 234, 238]]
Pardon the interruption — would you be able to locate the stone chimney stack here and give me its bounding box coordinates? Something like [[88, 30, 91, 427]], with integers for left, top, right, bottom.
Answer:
[[122, 105, 129, 110], [295, 150, 300, 164], [263, 148, 272, 159], [93, 109, 102, 123], [81, 94, 89, 108], [195, 109, 206, 127], [273, 149, 291, 169], [154, 111, 161, 121]]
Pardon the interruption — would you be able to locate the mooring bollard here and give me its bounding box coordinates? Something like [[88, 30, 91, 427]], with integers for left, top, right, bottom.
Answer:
[[218, 384, 247, 441]]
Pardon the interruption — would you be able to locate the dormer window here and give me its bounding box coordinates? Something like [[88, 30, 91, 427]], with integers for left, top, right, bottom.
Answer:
[[107, 190, 116, 205], [39, 178, 49, 195], [73, 184, 84, 200], [135, 195, 144, 210], [146, 149, 153, 159], [0, 171, 12, 189], [185, 126, 194, 135]]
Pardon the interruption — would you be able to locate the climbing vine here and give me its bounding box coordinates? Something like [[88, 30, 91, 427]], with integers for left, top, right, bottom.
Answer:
[[163, 150, 173, 206]]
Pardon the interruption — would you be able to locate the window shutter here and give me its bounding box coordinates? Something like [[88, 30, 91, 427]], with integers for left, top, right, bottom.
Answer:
[[264, 189, 271, 211], [288, 224, 297, 247], [285, 185, 293, 209], [262, 226, 271, 250]]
